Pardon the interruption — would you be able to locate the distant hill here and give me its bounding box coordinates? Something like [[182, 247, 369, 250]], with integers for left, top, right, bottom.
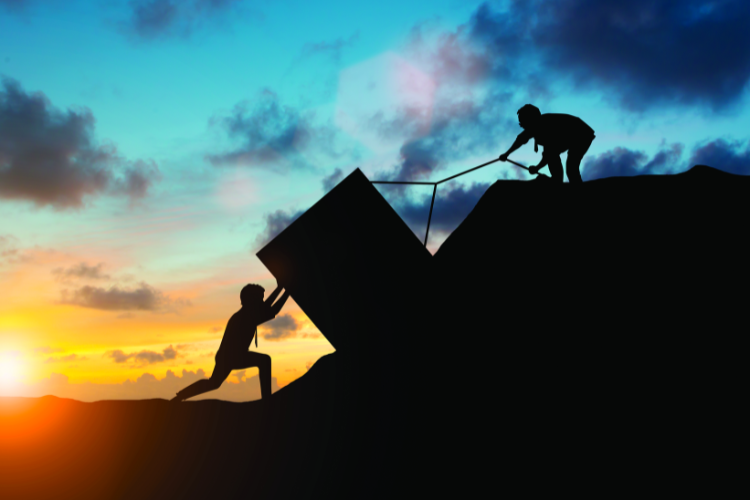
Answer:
[[1, 165, 744, 499]]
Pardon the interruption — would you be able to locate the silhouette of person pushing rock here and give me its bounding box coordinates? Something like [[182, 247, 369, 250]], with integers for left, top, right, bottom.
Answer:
[[499, 104, 595, 183], [172, 283, 290, 402]]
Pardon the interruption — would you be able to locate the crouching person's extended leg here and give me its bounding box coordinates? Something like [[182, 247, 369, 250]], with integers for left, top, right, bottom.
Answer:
[[172, 363, 232, 402], [237, 351, 272, 400]]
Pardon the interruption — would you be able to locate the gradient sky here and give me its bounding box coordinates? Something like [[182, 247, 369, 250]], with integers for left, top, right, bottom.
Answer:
[[2, 0, 750, 401]]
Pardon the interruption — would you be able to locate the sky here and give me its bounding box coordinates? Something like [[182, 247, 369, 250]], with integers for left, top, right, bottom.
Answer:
[[1, 0, 750, 401]]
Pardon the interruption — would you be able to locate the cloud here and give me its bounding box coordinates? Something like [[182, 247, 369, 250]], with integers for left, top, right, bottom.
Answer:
[[6, 368, 281, 402], [34, 346, 63, 354], [582, 142, 684, 180], [321, 168, 345, 192], [687, 138, 750, 175], [581, 138, 750, 180], [0, 234, 20, 261], [60, 282, 191, 312], [206, 89, 339, 171], [105, 345, 179, 365], [394, 181, 491, 237], [468, 0, 750, 111], [111, 159, 162, 200], [254, 208, 305, 248], [0, 78, 160, 209], [52, 262, 110, 282], [261, 314, 299, 341], [364, 26, 518, 190], [121, 0, 244, 41], [299, 32, 359, 65], [45, 354, 86, 363]]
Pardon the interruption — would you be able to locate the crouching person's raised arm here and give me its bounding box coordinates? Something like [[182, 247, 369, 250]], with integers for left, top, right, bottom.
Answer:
[[261, 284, 291, 323]]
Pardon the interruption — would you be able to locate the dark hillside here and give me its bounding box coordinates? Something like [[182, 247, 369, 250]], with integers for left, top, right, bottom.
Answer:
[[1, 165, 744, 499]]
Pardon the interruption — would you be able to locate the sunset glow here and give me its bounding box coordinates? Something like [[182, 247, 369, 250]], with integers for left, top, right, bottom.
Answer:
[[2, 0, 750, 403]]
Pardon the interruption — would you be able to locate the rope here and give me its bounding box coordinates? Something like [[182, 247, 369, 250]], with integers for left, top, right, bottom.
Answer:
[[371, 157, 534, 247]]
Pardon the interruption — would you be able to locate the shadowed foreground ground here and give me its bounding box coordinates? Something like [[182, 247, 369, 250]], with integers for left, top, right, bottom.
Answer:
[[1, 166, 745, 499]]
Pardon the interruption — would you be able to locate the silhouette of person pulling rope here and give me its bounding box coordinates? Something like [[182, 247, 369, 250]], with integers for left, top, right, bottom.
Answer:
[[499, 104, 595, 183]]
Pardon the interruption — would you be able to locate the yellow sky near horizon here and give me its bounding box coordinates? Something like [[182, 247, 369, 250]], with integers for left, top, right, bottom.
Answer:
[[0, 240, 335, 401]]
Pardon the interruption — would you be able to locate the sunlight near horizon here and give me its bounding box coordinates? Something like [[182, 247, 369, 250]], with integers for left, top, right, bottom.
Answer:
[[0, 356, 23, 387]]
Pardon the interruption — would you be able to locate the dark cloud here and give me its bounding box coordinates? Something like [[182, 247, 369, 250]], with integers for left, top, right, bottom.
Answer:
[[60, 282, 191, 312], [107, 349, 131, 363], [254, 207, 305, 248], [206, 89, 339, 171], [122, 0, 243, 41], [106, 345, 179, 365], [52, 262, 110, 282], [45, 354, 86, 364], [468, 1, 750, 111], [0, 78, 160, 209], [582, 142, 684, 180], [394, 182, 490, 238], [261, 314, 299, 341], [687, 138, 750, 175], [34, 346, 63, 354], [322, 168, 345, 192], [581, 138, 750, 180]]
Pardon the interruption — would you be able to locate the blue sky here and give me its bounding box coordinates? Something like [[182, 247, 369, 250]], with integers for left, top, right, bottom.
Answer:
[[1, 0, 750, 400]]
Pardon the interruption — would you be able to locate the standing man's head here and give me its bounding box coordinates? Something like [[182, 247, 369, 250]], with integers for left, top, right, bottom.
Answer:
[[517, 104, 541, 129], [240, 284, 265, 307]]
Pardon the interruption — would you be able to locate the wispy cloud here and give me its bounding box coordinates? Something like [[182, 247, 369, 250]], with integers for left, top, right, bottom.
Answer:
[[35, 346, 64, 354], [45, 353, 87, 363], [206, 89, 340, 172], [52, 262, 111, 282], [105, 345, 178, 365], [298, 32, 359, 65], [60, 282, 191, 313], [120, 0, 245, 41]]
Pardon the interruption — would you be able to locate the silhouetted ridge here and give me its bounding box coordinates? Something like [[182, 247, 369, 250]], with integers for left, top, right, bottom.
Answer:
[[2, 164, 744, 499]]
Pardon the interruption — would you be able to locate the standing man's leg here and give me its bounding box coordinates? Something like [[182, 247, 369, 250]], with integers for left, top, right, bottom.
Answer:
[[547, 155, 564, 183], [566, 138, 594, 184], [172, 362, 232, 401], [236, 351, 272, 400]]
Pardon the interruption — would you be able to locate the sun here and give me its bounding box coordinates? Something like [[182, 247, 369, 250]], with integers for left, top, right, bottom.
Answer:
[[0, 356, 22, 387]]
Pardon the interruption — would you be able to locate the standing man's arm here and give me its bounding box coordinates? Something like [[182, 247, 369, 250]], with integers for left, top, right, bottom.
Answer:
[[529, 152, 552, 174], [499, 131, 532, 161]]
